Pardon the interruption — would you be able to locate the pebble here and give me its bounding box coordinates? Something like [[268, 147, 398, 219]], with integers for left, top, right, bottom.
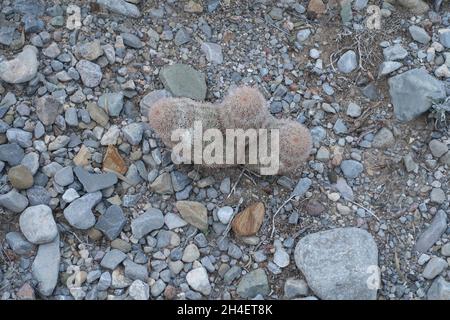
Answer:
[[63, 192, 103, 230], [131, 208, 164, 239]]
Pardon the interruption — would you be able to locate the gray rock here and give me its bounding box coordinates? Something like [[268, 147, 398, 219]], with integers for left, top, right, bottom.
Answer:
[[236, 268, 269, 298], [6, 231, 34, 255], [98, 92, 124, 117], [21, 152, 39, 175], [415, 210, 447, 253], [429, 140, 448, 158], [151, 279, 166, 297], [63, 191, 102, 230], [290, 178, 312, 198], [224, 266, 242, 285], [372, 127, 394, 149], [96, 0, 141, 18], [346, 102, 361, 118], [423, 257, 447, 280], [428, 277, 450, 300], [95, 205, 126, 240], [388, 68, 445, 122], [6, 129, 32, 148], [139, 89, 172, 115], [340, 160, 363, 179], [150, 172, 174, 195], [296, 29, 311, 42], [98, 272, 112, 290], [334, 178, 354, 201], [54, 166, 74, 187], [201, 42, 223, 64], [26, 186, 51, 206], [74, 167, 118, 193], [408, 25, 431, 44], [129, 280, 150, 300], [186, 266, 211, 295], [76, 40, 103, 61], [430, 188, 446, 204], [19, 205, 58, 244], [124, 260, 148, 281], [0, 143, 24, 166], [378, 61, 402, 77], [294, 227, 378, 300], [35, 95, 62, 126], [0, 45, 38, 84], [100, 249, 127, 270], [122, 123, 143, 145], [0, 189, 28, 213], [160, 64, 207, 100], [337, 50, 357, 73], [131, 208, 164, 239], [42, 42, 60, 58], [438, 29, 450, 48], [284, 278, 308, 298], [383, 44, 408, 61], [32, 235, 60, 296], [170, 171, 192, 192], [333, 118, 348, 134], [76, 60, 102, 88], [121, 33, 143, 49], [174, 28, 191, 46]]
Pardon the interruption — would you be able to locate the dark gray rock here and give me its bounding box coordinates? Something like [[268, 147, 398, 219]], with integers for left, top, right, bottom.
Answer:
[[74, 166, 118, 193], [95, 205, 126, 240]]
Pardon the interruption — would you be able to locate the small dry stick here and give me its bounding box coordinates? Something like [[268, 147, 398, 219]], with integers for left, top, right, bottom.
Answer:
[[218, 197, 244, 244], [226, 168, 246, 199], [270, 194, 296, 239], [347, 199, 380, 221]]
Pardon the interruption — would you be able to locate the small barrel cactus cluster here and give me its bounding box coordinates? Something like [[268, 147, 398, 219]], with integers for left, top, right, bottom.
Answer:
[[148, 86, 312, 174]]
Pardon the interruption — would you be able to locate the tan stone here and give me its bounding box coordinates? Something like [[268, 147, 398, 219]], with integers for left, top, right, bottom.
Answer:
[[176, 201, 208, 231], [73, 145, 91, 167], [231, 202, 265, 237], [307, 0, 327, 18], [103, 145, 127, 175]]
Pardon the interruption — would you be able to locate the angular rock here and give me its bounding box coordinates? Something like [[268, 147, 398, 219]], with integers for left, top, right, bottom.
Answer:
[[186, 267, 211, 295], [150, 172, 173, 195], [160, 64, 207, 100], [131, 208, 164, 239], [103, 145, 127, 175], [428, 277, 450, 300], [98, 92, 124, 117], [388, 68, 446, 122], [76, 60, 102, 88], [139, 89, 172, 115], [63, 191, 102, 229], [35, 96, 62, 126], [236, 268, 269, 298], [231, 202, 265, 237], [74, 166, 118, 193], [201, 42, 223, 64], [95, 205, 126, 240], [6, 232, 34, 255], [176, 201, 208, 231], [100, 249, 127, 270]]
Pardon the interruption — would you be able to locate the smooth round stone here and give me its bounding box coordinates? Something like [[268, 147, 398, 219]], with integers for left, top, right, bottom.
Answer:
[[19, 205, 58, 244], [217, 206, 234, 224], [8, 165, 34, 189]]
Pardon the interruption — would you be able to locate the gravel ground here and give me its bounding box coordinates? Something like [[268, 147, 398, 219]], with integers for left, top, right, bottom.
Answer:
[[0, 0, 450, 300]]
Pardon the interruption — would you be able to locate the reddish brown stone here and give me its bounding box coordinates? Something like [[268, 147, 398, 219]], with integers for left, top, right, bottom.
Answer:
[[307, 0, 327, 18], [305, 200, 325, 216], [231, 202, 265, 237], [103, 145, 127, 175], [164, 284, 177, 300]]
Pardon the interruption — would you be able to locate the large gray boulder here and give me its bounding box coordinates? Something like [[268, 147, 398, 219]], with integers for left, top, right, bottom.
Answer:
[[388, 68, 446, 122], [294, 227, 379, 300]]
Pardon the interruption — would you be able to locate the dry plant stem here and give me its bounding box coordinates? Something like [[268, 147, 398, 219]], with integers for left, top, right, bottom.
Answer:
[[219, 197, 244, 244], [226, 168, 246, 199], [346, 199, 380, 221]]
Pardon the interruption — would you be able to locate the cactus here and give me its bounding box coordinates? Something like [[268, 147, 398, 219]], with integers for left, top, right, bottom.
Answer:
[[147, 86, 312, 175]]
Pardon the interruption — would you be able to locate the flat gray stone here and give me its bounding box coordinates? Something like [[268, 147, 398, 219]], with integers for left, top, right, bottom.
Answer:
[[32, 235, 60, 296], [428, 277, 450, 300], [95, 205, 126, 240], [340, 160, 363, 179], [131, 208, 164, 239], [100, 249, 127, 270], [236, 268, 269, 298], [0, 143, 24, 166], [63, 191, 102, 230], [0, 189, 28, 213], [139, 89, 171, 115], [408, 25, 431, 44], [5, 231, 34, 255], [0, 45, 38, 84], [415, 210, 447, 253], [98, 92, 124, 116], [54, 166, 74, 187], [388, 68, 446, 122], [160, 64, 207, 100], [294, 227, 379, 300], [74, 166, 118, 193], [76, 60, 102, 88], [97, 0, 141, 18]]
